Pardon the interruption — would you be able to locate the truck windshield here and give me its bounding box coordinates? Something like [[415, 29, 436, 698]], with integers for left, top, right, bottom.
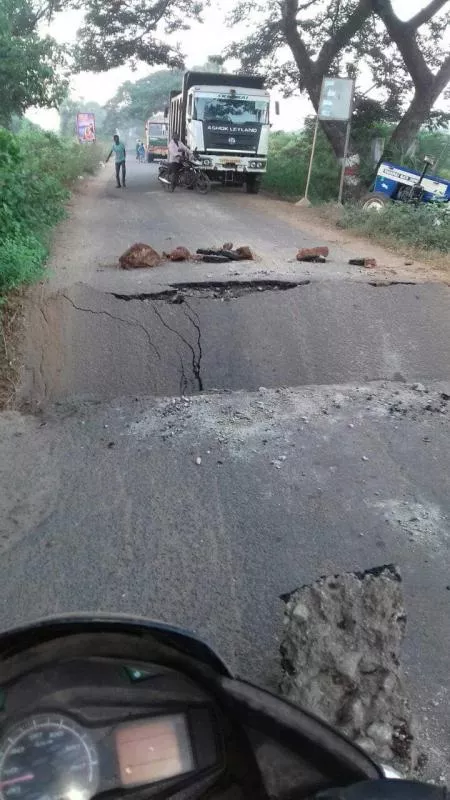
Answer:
[[148, 123, 167, 141], [194, 97, 269, 124]]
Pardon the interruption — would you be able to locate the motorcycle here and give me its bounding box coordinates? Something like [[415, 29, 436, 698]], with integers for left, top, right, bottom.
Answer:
[[158, 155, 210, 194], [0, 614, 445, 800]]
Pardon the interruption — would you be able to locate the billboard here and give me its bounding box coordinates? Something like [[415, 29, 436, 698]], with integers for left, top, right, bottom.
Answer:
[[318, 78, 354, 121], [76, 112, 96, 142]]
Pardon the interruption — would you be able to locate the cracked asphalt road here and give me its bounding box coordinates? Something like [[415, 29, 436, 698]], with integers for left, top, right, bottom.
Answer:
[[19, 280, 450, 405], [3, 161, 450, 779]]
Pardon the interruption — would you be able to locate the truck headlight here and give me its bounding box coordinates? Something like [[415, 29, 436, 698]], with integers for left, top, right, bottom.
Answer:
[[202, 158, 212, 166]]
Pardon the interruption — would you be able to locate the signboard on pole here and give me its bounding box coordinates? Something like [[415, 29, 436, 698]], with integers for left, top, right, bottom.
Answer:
[[318, 77, 354, 122], [76, 112, 96, 143], [297, 76, 355, 206]]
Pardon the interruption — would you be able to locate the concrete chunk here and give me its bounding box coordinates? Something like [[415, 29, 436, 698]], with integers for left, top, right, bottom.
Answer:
[[279, 565, 417, 773]]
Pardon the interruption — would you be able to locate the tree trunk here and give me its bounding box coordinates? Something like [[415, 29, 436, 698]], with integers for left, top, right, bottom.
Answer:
[[320, 120, 361, 192], [386, 89, 435, 157]]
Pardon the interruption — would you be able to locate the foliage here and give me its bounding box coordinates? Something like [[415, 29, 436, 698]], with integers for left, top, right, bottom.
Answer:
[[226, 0, 450, 157], [262, 129, 340, 202], [102, 70, 183, 135], [339, 201, 450, 255], [262, 125, 450, 203], [0, 0, 68, 127], [0, 126, 101, 295], [72, 0, 203, 73]]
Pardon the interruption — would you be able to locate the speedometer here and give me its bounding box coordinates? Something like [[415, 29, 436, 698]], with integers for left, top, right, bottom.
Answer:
[[0, 715, 99, 800]]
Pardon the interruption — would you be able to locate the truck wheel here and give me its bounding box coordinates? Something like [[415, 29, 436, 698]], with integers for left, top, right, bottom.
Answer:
[[361, 192, 390, 211], [246, 175, 261, 194]]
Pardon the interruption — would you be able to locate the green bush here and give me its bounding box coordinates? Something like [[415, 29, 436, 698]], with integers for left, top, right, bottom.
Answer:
[[339, 202, 450, 255], [0, 126, 101, 297], [262, 129, 340, 203]]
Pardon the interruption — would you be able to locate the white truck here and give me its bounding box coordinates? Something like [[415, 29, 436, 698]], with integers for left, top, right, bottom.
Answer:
[[167, 71, 271, 193]]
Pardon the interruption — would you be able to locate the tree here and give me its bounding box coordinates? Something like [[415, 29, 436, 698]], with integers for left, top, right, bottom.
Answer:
[[72, 0, 203, 73], [102, 70, 183, 134], [0, 0, 68, 126], [226, 0, 450, 159], [372, 0, 450, 151]]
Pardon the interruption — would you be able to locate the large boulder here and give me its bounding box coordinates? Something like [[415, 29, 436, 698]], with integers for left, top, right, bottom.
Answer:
[[280, 565, 418, 773], [119, 243, 161, 269]]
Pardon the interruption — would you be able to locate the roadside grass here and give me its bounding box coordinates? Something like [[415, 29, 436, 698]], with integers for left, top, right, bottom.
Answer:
[[0, 125, 102, 407], [0, 126, 102, 297], [338, 202, 450, 261], [262, 130, 340, 203], [263, 130, 449, 266], [0, 292, 23, 408]]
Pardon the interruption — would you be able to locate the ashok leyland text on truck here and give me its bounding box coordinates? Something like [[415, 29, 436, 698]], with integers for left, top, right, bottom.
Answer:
[[167, 72, 274, 193]]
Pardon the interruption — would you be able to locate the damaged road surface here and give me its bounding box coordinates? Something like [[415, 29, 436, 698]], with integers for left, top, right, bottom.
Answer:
[[21, 280, 450, 406], [3, 161, 450, 782]]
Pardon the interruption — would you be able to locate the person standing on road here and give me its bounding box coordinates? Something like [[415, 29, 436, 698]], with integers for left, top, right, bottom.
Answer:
[[168, 132, 190, 190], [106, 134, 127, 188]]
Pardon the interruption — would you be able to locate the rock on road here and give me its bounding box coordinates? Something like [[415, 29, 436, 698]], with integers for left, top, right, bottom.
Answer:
[[2, 160, 450, 779]]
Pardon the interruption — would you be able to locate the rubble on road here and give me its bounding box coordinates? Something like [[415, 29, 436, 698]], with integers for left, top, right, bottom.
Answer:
[[279, 564, 418, 774], [164, 246, 191, 262], [297, 246, 329, 262], [118, 241, 254, 269], [119, 243, 161, 269], [349, 257, 377, 268], [196, 245, 254, 263], [235, 246, 253, 260]]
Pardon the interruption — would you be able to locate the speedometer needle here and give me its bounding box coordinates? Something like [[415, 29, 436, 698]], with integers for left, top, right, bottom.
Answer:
[[0, 774, 34, 788]]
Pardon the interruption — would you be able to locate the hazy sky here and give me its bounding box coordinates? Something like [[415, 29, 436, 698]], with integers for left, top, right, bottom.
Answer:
[[27, 0, 449, 132]]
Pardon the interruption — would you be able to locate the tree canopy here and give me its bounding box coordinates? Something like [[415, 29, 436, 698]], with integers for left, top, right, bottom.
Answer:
[[0, 0, 68, 126], [72, 0, 203, 72], [101, 70, 183, 134], [227, 0, 450, 156]]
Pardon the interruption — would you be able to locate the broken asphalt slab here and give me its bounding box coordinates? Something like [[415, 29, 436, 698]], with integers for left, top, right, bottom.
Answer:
[[19, 280, 450, 407]]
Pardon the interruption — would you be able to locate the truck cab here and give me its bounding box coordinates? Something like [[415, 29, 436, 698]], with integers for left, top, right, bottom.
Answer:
[[168, 72, 271, 193], [145, 115, 168, 162]]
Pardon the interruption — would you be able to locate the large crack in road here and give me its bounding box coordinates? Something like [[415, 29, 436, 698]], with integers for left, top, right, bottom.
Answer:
[[18, 279, 450, 407]]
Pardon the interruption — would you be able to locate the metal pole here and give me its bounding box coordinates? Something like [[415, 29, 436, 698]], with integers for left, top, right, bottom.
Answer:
[[338, 119, 351, 204], [304, 114, 319, 202]]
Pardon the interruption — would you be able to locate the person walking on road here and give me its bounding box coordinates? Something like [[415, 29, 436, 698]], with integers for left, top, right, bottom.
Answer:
[[106, 134, 127, 188]]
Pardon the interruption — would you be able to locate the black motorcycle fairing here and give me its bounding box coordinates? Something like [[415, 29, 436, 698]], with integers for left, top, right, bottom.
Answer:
[[216, 678, 382, 799], [0, 617, 383, 799], [0, 615, 230, 677], [317, 780, 448, 799]]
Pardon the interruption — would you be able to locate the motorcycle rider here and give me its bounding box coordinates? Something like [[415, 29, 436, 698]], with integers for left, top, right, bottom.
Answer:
[[168, 132, 191, 190]]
